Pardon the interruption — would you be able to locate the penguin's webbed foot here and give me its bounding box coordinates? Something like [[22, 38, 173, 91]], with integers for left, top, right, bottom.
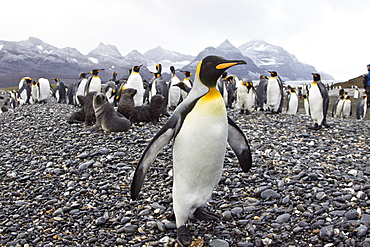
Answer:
[[193, 207, 220, 221], [177, 225, 192, 247], [309, 123, 321, 130]]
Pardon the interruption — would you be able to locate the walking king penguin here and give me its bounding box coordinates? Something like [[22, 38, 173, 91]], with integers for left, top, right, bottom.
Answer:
[[308, 73, 330, 130], [266, 71, 283, 113], [131, 56, 252, 246], [84, 69, 104, 95]]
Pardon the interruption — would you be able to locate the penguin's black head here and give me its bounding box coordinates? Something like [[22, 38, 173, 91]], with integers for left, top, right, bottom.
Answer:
[[25, 78, 32, 84], [53, 78, 59, 82], [268, 71, 278, 77], [91, 69, 104, 75], [170, 66, 175, 75], [180, 71, 192, 78], [198, 56, 246, 88], [155, 64, 162, 74], [312, 73, 321, 82], [132, 65, 142, 73], [79, 72, 87, 79]]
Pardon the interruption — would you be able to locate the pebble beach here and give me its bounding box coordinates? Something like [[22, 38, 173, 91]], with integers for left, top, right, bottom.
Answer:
[[0, 95, 369, 247]]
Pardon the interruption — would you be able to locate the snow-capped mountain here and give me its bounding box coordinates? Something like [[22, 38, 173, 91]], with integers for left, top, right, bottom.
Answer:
[[143, 46, 195, 74], [0, 37, 334, 89], [182, 40, 263, 79], [238, 40, 334, 81]]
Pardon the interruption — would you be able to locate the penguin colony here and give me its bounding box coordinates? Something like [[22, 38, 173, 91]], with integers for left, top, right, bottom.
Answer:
[[0, 55, 369, 246]]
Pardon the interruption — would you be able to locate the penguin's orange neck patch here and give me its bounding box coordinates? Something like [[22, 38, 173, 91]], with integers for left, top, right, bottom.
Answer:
[[202, 87, 221, 101]]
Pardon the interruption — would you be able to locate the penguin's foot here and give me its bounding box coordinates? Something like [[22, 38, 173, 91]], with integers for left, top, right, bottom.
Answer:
[[323, 122, 331, 128], [193, 207, 220, 221], [239, 110, 244, 114], [177, 225, 192, 247], [309, 123, 321, 130]]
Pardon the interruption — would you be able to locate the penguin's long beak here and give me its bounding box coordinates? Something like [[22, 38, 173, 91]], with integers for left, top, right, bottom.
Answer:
[[216, 60, 247, 70]]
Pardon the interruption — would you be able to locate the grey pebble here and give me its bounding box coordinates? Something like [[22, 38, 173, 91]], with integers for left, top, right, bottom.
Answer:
[[209, 239, 229, 247]]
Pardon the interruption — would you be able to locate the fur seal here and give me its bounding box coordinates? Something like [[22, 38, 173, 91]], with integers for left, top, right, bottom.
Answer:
[[117, 89, 163, 124], [130, 95, 164, 124], [90, 92, 131, 132], [117, 88, 137, 119], [68, 92, 96, 126]]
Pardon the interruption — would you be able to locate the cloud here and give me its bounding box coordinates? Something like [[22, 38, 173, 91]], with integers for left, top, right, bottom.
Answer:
[[1, 0, 369, 79]]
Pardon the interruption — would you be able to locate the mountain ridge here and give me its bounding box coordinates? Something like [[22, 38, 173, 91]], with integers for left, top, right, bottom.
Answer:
[[0, 37, 334, 88]]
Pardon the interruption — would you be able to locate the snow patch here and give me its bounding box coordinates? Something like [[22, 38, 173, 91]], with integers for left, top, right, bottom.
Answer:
[[44, 50, 53, 54], [0, 44, 3, 50], [36, 45, 43, 50], [72, 58, 78, 63], [88, 57, 99, 64]]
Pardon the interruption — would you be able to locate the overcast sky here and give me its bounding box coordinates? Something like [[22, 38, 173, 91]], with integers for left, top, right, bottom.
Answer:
[[1, 0, 369, 80]]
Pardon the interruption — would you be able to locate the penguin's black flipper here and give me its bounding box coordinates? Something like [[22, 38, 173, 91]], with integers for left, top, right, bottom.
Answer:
[[131, 122, 175, 200], [227, 116, 252, 173]]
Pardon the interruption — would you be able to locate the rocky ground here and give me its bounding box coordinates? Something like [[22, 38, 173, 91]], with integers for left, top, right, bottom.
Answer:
[[0, 96, 369, 247]]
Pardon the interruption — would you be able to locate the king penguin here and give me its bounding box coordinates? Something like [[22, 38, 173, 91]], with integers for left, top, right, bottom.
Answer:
[[286, 88, 299, 114], [75, 72, 88, 106], [342, 95, 352, 118], [180, 70, 193, 101], [266, 71, 283, 113], [31, 80, 39, 103], [52, 78, 67, 103], [308, 73, 330, 130], [256, 75, 268, 111], [149, 64, 170, 116], [356, 95, 367, 120], [104, 80, 117, 105], [18, 77, 33, 105], [126, 65, 145, 106], [131, 55, 252, 246], [302, 94, 310, 116], [37, 78, 50, 103], [168, 66, 181, 110], [84, 69, 104, 95]]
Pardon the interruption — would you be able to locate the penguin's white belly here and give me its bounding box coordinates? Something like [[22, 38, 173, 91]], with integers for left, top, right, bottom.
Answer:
[[266, 81, 280, 110], [335, 100, 345, 118], [172, 93, 227, 209], [89, 77, 101, 93], [245, 91, 255, 111], [309, 86, 323, 124], [237, 87, 248, 110], [106, 88, 114, 104], [342, 101, 351, 117], [38, 79, 50, 102], [77, 80, 87, 96], [126, 74, 144, 106], [32, 86, 39, 102], [169, 77, 181, 107], [287, 93, 298, 114], [304, 99, 310, 116]]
